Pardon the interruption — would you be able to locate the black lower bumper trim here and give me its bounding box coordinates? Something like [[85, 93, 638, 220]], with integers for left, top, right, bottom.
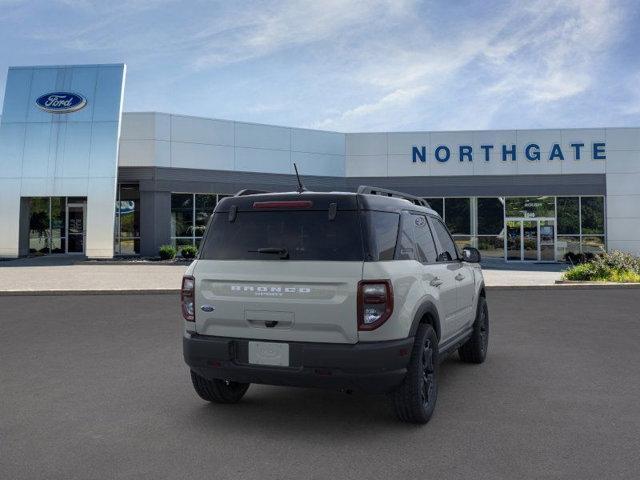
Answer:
[[183, 333, 414, 393]]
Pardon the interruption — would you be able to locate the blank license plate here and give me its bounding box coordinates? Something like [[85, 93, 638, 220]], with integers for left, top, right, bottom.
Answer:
[[248, 341, 289, 367]]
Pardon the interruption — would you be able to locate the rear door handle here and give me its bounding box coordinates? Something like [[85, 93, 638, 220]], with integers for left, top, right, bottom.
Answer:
[[455, 273, 465, 281], [430, 278, 443, 287]]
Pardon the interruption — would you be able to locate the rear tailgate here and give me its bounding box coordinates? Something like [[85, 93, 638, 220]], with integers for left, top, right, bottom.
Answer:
[[193, 194, 365, 344], [193, 261, 362, 343]]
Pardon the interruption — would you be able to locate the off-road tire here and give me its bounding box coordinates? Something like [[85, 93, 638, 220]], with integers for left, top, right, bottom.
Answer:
[[391, 324, 438, 424], [190, 370, 250, 403], [458, 296, 489, 364]]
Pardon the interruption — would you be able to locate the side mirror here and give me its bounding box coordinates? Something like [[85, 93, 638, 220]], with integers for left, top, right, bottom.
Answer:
[[462, 247, 481, 263]]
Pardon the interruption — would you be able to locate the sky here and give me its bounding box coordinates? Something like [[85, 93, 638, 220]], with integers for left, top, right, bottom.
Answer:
[[0, 0, 639, 132]]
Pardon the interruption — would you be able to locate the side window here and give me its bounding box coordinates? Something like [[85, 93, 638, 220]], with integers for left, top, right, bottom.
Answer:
[[430, 217, 459, 262], [412, 214, 438, 263], [395, 212, 416, 260], [366, 211, 400, 261]]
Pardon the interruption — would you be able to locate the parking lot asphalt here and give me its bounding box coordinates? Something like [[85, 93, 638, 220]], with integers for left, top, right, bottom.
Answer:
[[1, 289, 639, 480]]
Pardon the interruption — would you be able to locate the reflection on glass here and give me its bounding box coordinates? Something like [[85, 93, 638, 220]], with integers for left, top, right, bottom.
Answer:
[[582, 236, 605, 254], [477, 235, 504, 259], [523, 221, 538, 260], [171, 193, 194, 237], [29, 197, 50, 254], [581, 197, 605, 234], [51, 197, 66, 239], [67, 205, 85, 253], [453, 236, 471, 255], [506, 221, 521, 260], [119, 238, 139, 255], [195, 194, 217, 237], [119, 185, 140, 238], [557, 197, 579, 234], [174, 237, 194, 249], [67, 234, 84, 253], [424, 198, 443, 217], [445, 198, 471, 234], [557, 236, 580, 259], [114, 184, 140, 255], [540, 220, 555, 261], [51, 235, 65, 254], [506, 196, 555, 218], [477, 198, 504, 235]]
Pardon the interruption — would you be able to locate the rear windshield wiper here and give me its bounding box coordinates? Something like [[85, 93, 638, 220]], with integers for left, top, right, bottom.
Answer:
[[248, 247, 290, 259]]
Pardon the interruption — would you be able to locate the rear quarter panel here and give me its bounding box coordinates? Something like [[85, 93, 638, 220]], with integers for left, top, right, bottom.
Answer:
[[359, 260, 441, 342]]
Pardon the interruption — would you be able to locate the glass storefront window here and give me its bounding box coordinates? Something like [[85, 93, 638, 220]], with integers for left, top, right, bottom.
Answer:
[[557, 236, 581, 259], [477, 198, 503, 235], [194, 194, 217, 239], [477, 235, 504, 259], [114, 184, 140, 255], [29, 198, 50, 254], [174, 237, 194, 249], [557, 197, 579, 235], [582, 236, 605, 254], [505, 196, 555, 218], [424, 198, 443, 217], [171, 193, 194, 238], [581, 197, 605, 234], [171, 193, 227, 249], [445, 198, 470, 235], [27, 196, 84, 255]]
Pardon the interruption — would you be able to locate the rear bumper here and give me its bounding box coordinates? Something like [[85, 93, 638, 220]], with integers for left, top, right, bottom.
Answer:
[[183, 332, 414, 394]]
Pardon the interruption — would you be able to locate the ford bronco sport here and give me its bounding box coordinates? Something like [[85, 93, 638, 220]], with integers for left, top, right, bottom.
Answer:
[[182, 186, 488, 423]]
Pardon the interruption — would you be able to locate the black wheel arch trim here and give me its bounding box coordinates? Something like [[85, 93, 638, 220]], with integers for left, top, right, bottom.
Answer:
[[409, 301, 442, 341]]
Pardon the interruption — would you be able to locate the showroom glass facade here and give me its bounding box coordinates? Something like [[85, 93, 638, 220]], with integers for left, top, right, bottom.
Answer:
[[114, 184, 140, 255], [27, 196, 87, 255], [424, 196, 605, 261], [170, 193, 229, 249], [165, 193, 604, 261]]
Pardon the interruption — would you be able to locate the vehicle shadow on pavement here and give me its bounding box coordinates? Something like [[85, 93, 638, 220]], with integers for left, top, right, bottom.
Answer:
[[178, 355, 471, 433]]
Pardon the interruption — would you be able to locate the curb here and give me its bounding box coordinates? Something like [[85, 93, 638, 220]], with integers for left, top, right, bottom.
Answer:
[[77, 261, 191, 266], [487, 283, 640, 290], [2, 283, 640, 296], [0, 289, 180, 296]]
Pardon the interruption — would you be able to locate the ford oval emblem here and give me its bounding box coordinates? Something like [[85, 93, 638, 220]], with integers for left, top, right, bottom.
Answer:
[[35, 92, 87, 114], [200, 305, 215, 312]]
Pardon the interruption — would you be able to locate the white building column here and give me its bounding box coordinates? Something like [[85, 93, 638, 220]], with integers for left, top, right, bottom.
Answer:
[[605, 128, 640, 255]]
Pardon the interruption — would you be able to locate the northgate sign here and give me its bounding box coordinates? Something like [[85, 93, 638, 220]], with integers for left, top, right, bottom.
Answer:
[[412, 142, 606, 163]]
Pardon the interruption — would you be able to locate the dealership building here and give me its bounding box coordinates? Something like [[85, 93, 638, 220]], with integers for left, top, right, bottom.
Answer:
[[1, 63, 639, 262]]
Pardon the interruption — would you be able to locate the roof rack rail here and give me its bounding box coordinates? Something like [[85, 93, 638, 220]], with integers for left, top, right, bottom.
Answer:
[[234, 189, 270, 197], [357, 185, 430, 208]]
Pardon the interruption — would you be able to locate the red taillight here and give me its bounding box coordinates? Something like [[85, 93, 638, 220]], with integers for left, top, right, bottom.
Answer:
[[252, 200, 313, 209], [181, 275, 195, 322], [357, 280, 393, 331]]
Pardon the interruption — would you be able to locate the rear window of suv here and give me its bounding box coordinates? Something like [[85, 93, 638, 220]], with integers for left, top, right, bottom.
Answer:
[[200, 210, 365, 261], [199, 209, 400, 262]]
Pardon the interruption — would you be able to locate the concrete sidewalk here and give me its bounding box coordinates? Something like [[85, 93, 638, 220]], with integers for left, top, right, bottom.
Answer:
[[0, 257, 187, 294], [481, 258, 565, 286], [0, 256, 566, 293]]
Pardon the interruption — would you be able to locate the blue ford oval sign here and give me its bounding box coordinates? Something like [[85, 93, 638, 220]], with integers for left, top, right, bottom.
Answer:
[[35, 92, 87, 114]]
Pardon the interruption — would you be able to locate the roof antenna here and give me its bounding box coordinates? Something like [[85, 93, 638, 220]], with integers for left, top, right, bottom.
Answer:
[[293, 163, 306, 193]]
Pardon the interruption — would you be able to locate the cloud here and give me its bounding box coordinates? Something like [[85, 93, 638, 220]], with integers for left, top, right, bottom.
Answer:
[[314, 0, 626, 131], [0, 0, 633, 131], [190, 0, 412, 69]]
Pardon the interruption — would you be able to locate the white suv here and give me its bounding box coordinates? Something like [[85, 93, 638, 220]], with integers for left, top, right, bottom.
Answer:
[[182, 186, 488, 423]]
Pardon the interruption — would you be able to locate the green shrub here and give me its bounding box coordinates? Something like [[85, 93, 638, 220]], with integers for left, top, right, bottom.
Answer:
[[563, 263, 596, 281], [593, 250, 640, 273], [159, 245, 177, 260], [180, 245, 198, 259], [563, 250, 640, 282]]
